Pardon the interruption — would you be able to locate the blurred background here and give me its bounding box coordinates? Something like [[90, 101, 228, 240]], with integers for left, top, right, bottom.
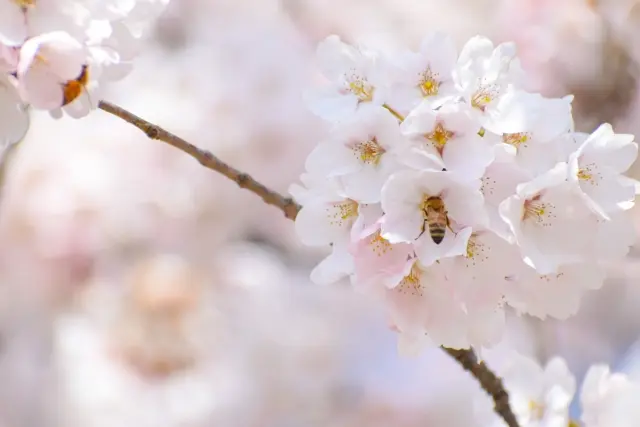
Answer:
[[2, 0, 640, 425]]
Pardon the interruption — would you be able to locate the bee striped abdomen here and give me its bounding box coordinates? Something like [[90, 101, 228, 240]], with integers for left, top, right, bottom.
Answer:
[[428, 222, 445, 244]]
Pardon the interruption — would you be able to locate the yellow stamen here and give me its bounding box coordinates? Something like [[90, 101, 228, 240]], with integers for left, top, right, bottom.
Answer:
[[503, 132, 529, 148], [370, 231, 391, 256], [522, 194, 545, 221], [353, 137, 386, 165], [346, 74, 374, 102], [398, 262, 423, 296], [327, 199, 359, 226], [425, 122, 454, 153], [418, 67, 440, 97], [528, 400, 545, 420], [471, 85, 496, 111]]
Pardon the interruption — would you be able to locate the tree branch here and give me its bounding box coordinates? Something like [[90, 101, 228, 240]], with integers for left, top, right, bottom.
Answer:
[[97, 99, 520, 427], [97, 101, 300, 221]]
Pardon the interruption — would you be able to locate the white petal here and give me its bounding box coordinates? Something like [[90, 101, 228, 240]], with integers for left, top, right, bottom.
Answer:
[[305, 141, 360, 177], [0, 76, 29, 147], [295, 200, 354, 246], [443, 135, 494, 179], [310, 243, 354, 285], [0, 3, 26, 46], [303, 86, 358, 122]]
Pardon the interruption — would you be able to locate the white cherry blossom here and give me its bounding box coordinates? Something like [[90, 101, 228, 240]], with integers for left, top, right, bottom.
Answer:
[[385, 32, 458, 115], [499, 162, 594, 274], [399, 99, 495, 178], [568, 123, 638, 219], [16, 31, 87, 110], [304, 35, 388, 122], [580, 365, 640, 427], [304, 107, 405, 203], [489, 91, 575, 175], [380, 169, 487, 267], [453, 36, 524, 127]]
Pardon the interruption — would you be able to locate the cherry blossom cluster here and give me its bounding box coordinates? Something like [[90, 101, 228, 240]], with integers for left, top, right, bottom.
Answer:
[[478, 351, 640, 427], [291, 33, 639, 352], [0, 0, 170, 146]]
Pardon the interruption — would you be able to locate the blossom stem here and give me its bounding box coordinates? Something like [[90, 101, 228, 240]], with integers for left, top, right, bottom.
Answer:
[[97, 99, 520, 427], [383, 103, 405, 122]]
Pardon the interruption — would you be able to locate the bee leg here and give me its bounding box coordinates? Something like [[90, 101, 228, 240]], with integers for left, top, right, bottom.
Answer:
[[415, 220, 427, 240], [445, 213, 456, 235]]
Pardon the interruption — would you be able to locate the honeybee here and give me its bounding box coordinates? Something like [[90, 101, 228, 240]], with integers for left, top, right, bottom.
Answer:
[[416, 196, 451, 244]]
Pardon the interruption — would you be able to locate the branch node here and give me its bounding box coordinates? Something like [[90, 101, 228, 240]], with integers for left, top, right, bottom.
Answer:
[[144, 126, 160, 139], [236, 173, 249, 187]]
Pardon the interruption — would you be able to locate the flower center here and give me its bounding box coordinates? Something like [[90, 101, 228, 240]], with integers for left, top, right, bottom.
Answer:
[[62, 65, 89, 106], [353, 137, 386, 165], [397, 261, 423, 296], [577, 161, 601, 185], [522, 194, 549, 223], [568, 420, 581, 427], [471, 84, 497, 111], [466, 237, 477, 259], [425, 122, 454, 154], [503, 132, 529, 148], [418, 67, 440, 97], [326, 199, 359, 227], [369, 230, 392, 256], [345, 71, 374, 102]]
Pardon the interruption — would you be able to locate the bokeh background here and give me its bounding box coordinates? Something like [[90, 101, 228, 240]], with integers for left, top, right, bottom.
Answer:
[[2, 0, 640, 425]]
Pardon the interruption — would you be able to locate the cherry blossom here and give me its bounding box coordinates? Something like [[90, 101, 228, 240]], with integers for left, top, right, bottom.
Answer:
[[499, 162, 593, 274], [17, 31, 87, 110], [304, 107, 405, 203], [453, 36, 524, 127], [304, 35, 388, 122], [580, 365, 640, 427], [489, 91, 575, 175], [567, 123, 637, 219], [399, 98, 495, 178], [385, 32, 458, 114]]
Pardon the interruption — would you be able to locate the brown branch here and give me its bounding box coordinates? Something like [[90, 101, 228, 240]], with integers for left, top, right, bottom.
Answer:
[[97, 99, 520, 427], [97, 101, 300, 221], [444, 347, 519, 427]]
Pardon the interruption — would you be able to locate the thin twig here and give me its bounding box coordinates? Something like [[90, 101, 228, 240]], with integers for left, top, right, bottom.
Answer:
[[97, 99, 520, 427], [97, 101, 300, 220]]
